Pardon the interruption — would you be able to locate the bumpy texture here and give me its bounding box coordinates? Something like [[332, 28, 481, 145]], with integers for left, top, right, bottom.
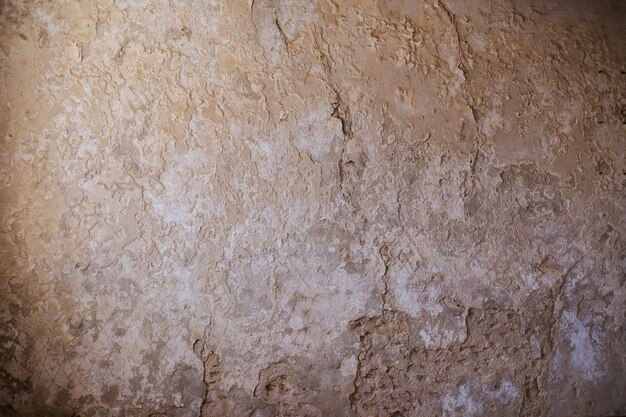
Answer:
[[1, 0, 625, 416]]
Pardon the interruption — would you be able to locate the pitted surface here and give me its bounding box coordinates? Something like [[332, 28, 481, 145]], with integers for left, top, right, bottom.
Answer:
[[0, 0, 625, 416]]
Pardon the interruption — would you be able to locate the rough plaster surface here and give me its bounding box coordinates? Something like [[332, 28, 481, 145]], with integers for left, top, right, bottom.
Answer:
[[0, 0, 625, 416]]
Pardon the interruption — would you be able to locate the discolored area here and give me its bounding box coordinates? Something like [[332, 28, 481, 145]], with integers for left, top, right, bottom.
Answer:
[[0, 0, 625, 416]]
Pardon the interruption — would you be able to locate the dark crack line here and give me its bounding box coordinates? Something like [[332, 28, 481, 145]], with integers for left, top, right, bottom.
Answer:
[[379, 243, 392, 315], [275, 17, 289, 51], [438, 0, 483, 193]]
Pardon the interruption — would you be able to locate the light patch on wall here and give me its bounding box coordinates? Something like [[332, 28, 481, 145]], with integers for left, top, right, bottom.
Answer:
[[562, 310, 605, 382], [442, 379, 521, 417]]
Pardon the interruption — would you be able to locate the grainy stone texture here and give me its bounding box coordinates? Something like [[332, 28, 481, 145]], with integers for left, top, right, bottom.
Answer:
[[0, 0, 625, 416]]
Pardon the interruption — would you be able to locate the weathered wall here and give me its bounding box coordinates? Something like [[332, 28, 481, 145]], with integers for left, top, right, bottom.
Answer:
[[1, 0, 625, 416]]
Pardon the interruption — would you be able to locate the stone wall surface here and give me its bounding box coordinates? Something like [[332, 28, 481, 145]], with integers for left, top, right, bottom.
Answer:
[[0, 0, 625, 416]]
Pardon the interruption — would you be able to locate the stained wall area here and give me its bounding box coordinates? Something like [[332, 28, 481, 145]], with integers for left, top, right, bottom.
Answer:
[[1, 0, 625, 416]]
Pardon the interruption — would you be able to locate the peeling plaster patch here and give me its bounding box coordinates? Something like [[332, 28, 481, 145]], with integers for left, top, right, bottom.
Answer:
[[339, 355, 357, 378], [562, 311, 605, 382], [442, 379, 521, 417], [114, 0, 154, 10], [33, 8, 67, 37], [0, 0, 625, 415]]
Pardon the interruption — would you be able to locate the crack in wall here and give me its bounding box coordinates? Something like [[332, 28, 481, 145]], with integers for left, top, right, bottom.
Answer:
[[1, 0, 624, 415]]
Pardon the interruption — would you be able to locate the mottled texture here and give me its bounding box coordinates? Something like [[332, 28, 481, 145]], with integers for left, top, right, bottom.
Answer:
[[0, 0, 625, 416]]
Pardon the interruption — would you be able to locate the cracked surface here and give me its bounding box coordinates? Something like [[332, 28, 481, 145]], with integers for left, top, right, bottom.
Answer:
[[0, 0, 625, 416]]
